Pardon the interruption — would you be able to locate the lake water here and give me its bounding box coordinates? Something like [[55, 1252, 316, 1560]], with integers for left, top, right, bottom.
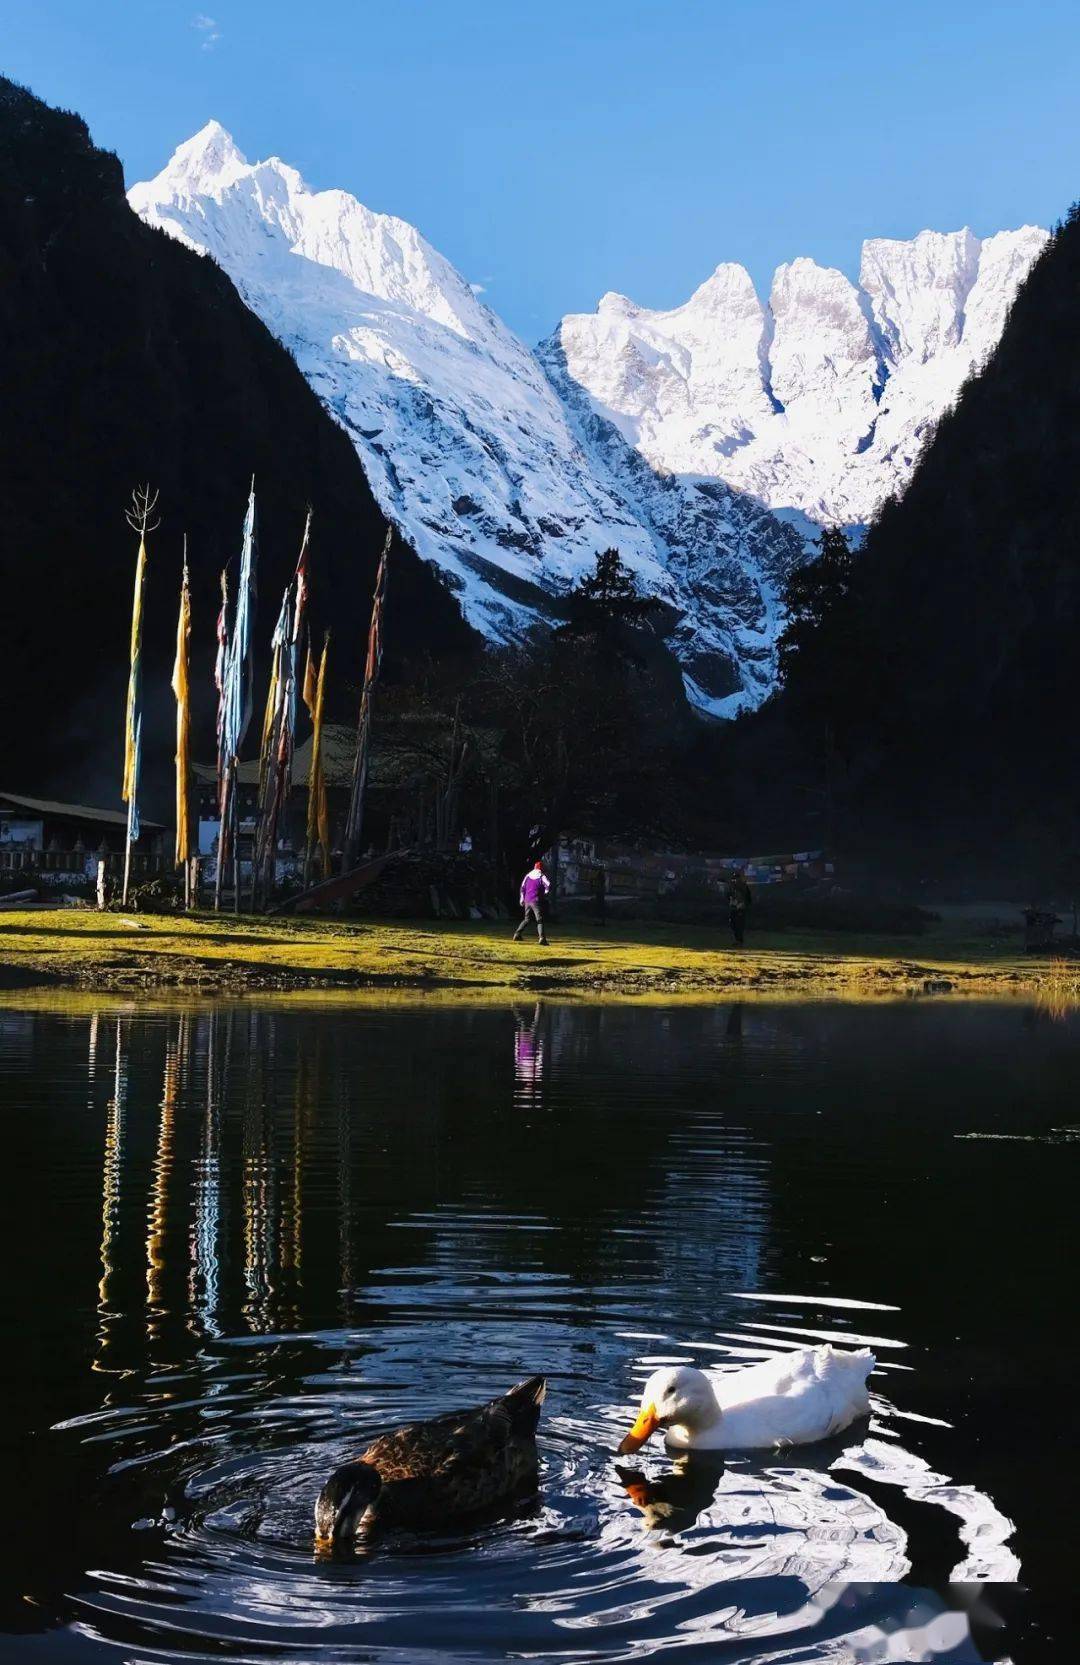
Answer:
[[0, 996, 1076, 1663]]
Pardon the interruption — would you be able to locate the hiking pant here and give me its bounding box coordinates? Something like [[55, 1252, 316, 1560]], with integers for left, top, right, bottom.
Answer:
[[514, 904, 548, 943], [730, 907, 747, 947]]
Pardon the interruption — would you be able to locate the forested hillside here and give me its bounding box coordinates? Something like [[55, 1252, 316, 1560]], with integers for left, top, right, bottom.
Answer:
[[758, 208, 1080, 883], [0, 78, 473, 806]]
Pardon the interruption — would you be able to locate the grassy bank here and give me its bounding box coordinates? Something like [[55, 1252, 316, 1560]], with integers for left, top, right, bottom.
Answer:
[[0, 907, 1072, 1003]]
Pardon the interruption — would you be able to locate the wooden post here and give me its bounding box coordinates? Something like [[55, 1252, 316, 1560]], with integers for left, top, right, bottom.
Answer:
[[343, 527, 391, 870], [233, 786, 241, 917], [97, 858, 107, 911], [214, 765, 230, 913], [121, 797, 135, 907]]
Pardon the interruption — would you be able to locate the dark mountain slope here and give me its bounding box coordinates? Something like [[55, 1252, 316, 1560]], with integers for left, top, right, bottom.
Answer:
[[762, 207, 1080, 881], [0, 78, 473, 807]]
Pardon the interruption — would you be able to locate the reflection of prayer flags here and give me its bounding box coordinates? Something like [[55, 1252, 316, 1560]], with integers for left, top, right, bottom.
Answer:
[[121, 536, 148, 842], [171, 551, 192, 867]]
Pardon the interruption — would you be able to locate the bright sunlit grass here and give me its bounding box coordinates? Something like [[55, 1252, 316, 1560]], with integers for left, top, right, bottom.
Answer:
[[0, 908, 1067, 1004]]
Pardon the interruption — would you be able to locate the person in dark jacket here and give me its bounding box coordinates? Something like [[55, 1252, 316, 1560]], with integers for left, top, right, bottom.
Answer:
[[728, 870, 752, 946], [513, 861, 551, 945]]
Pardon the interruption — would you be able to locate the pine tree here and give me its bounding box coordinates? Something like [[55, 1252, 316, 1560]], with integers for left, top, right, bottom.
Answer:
[[558, 547, 661, 645], [777, 526, 856, 686]]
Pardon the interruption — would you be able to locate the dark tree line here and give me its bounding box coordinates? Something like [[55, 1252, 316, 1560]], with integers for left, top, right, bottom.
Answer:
[[372, 549, 704, 877]]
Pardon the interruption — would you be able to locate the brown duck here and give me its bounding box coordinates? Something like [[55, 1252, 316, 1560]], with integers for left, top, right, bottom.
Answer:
[[314, 1375, 546, 1544]]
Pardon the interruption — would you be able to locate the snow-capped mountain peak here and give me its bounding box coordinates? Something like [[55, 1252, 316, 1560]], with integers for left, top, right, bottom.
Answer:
[[130, 128, 700, 666], [130, 127, 1046, 715], [156, 119, 248, 195], [133, 127, 488, 341], [551, 223, 1047, 529]]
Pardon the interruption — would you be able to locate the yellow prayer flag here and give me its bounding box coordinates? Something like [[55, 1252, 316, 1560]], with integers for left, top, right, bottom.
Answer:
[[171, 555, 192, 867], [302, 642, 318, 716]]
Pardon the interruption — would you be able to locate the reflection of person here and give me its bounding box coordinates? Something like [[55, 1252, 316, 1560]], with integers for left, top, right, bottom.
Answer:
[[513, 1003, 544, 1103], [513, 861, 551, 946], [727, 870, 752, 947]]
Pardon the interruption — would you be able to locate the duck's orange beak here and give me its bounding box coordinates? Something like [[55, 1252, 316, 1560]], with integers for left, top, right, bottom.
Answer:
[[618, 1402, 659, 1454]]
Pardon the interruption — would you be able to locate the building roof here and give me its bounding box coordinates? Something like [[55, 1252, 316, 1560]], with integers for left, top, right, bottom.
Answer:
[[192, 724, 358, 789], [0, 792, 164, 830], [194, 718, 502, 795]]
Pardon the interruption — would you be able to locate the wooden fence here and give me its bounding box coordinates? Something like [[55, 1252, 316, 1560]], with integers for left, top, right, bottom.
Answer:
[[0, 847, 168, 879]]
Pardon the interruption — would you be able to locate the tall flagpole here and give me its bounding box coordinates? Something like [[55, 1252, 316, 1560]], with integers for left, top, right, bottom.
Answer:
[[213, 568, 231, 913], [217, 480, 259, 913], [302, 630, 330, 886], [343, 525, 391, 871], [172, 541, 193, 907], [121, 485, 158, 907], [255, 511, 310, 905]]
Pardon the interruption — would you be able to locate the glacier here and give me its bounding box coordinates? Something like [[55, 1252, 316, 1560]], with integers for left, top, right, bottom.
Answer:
[[129, 124, 1046, 716]]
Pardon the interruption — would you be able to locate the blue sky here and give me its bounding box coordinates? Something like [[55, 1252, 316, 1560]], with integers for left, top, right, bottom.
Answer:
[[6, 0, 1079, 338]]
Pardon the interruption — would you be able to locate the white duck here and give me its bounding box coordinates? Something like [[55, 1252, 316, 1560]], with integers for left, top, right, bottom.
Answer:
[[618, 1345, 874, 1453]]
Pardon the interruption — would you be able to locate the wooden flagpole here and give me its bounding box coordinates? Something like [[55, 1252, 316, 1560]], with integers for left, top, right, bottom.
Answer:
[[120, 485, 158, 908], [343, 526, 392, 871], [121, 795, 136, 910]]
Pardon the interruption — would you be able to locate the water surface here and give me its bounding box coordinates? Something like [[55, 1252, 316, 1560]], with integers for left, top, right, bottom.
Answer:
[[0, 997, 1076, 1662]]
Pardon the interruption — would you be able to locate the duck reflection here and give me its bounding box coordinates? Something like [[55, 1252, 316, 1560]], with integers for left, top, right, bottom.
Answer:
[[615, 1453, 726, 1535]]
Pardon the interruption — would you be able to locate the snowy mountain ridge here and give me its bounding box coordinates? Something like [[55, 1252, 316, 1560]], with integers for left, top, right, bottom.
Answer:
[[130, 124, 1046, 714], [550, 224, 1047, 528]]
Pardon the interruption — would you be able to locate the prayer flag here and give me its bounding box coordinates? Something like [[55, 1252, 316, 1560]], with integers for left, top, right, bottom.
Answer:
[[171, 548, 192, 867], [221, 481, 258, 764], [304, 631, 331, 878]]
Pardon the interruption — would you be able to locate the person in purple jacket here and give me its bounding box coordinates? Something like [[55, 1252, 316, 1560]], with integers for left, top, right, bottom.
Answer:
[[513, 860, 551, 945]]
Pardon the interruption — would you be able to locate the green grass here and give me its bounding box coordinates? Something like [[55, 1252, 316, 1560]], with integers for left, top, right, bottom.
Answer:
[[0, 907, 1064, 1004]]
